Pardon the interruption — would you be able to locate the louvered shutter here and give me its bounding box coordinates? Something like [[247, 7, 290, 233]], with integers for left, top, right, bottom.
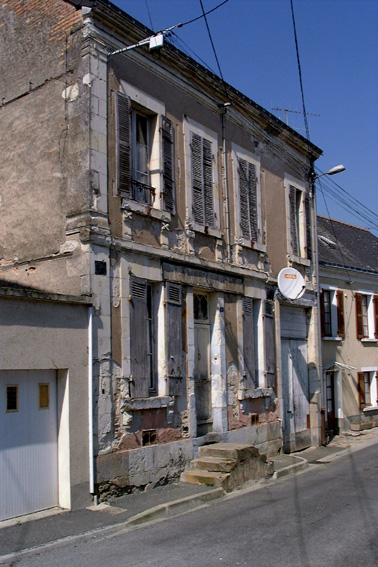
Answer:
[[264, 299, 276, 389], [355, 293, 364, 339], [129, 277, 149, 398], [289, 186, 299, 256], [243, 297, 256, 389], [248, 162, 258, 242], [373, 296, 378, 339], [305, 194, 312, 260], [162, 116, 175, 214], [336, 290, 345, 338], [116, 92, 132, 197], [203, 138, 214, 227], [191, 133, 204, 224], [166, 283, 185, 396], [357, 372, 366, 409], [239, 159, 250, 239], [320, 290, 326, 337]]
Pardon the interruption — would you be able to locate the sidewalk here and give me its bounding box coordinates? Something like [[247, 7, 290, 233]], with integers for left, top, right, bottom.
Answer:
[[1, 427, 377, 562]]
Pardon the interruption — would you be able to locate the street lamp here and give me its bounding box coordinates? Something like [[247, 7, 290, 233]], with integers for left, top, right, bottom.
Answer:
[[314, 164, 345, 180]]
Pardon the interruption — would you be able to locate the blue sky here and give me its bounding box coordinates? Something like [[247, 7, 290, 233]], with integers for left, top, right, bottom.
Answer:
[[111, 0, 378, 235]]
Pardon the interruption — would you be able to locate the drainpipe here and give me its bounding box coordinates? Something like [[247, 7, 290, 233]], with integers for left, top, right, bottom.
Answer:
[[221, 103, 232, 264], [311, 165, 323, 447], [88, 306, 96, 501]]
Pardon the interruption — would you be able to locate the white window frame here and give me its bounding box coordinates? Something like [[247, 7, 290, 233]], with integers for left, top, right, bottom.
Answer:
[[183, 116, 220, 235], [284, 173, 310, 265], [361, 367, 378, 410], [357, 291, 377, 342], [320, 285, 343, 340], [119, 81, 165, 210], [231, 144, 264, 251]]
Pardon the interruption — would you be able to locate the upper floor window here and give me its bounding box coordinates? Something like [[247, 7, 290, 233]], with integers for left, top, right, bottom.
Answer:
[[232, 145, 262, 247], [285, 175, 312, 262], [184, 117, 219, 231], [115, 90, 175, 213], [355, 293, 378, 340], [320, 288, 345, 339]]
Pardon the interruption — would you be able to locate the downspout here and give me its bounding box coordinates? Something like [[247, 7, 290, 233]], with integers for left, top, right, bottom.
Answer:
[[88, 306, 96, 501], [311, 164, 324, 446], [221, 104, 232, 264]]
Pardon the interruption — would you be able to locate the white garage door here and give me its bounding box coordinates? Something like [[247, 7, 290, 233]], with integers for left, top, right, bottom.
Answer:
[[0, 370, 58, 521]]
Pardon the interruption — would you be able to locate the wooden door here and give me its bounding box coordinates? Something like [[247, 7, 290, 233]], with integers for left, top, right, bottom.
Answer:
[[194, 323, 212, 436], [325, 371, 336, 432]]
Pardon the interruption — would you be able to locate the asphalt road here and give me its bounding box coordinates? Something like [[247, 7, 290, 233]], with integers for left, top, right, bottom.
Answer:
[[4, 444, 378, 567]]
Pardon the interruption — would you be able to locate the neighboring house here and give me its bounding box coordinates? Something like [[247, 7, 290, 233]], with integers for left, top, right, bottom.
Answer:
[[318, 216, 378, 435], [0, 0, 322, 519]]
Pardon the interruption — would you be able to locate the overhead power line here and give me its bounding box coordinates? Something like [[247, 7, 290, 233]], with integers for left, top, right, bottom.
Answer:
[[290, 0, 310, 140]]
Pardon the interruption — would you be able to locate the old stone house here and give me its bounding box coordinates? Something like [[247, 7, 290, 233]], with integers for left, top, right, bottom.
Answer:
[[0, 0, 322, 519], [318, 217, 378, 436]]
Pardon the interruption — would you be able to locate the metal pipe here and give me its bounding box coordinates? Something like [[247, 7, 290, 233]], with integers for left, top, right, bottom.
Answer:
[[221, 108, 231, 264], [88, 306, 95, 497]]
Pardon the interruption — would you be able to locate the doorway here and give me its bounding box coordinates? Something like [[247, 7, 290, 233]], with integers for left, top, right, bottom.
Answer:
[[193, 293, 213, 436]]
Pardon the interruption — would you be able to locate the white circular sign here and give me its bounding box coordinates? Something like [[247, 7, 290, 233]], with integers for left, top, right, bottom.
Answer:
[[277, 268, 305, 300]]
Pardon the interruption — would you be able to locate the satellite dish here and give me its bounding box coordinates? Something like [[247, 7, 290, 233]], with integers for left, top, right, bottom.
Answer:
[[277, 268, 305, 300]]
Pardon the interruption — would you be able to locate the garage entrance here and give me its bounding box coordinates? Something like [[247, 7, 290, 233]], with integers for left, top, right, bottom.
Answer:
[[0, 370, 58, 521]]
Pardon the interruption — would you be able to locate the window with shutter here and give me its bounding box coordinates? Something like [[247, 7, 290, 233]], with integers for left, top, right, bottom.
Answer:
[[320, 290, 326, 337], [129, 277, 156, 397], [116, 92, 159, 205], [243, 297, 256, 389], [166, 283, 185, 396], [191, 133, 214, 227], [336, 290, 345, 338], [305, 195, 312, 260], [355, 293, 366, 339], [289, 186, 299, 257], [238, 159, 258, 242], [374, 296, 378, 339], [162, 116, 175, 214], [358, 371, 372, 408]]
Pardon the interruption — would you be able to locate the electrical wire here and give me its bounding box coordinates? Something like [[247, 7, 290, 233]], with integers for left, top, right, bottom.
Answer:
[[199, 0, 224, 82], [145, 0, 154, 30], [180, 0, 230, 28], [290, 0, 310, 140]]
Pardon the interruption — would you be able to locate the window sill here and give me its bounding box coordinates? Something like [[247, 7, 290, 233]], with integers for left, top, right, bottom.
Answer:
[[361, 338, 378, 343], [235, 237, 266, 253], [190, 221, 222, 239], [289, 255, 311, 267], [363, 405, 378, 413], [121, 198, 171, 222], [322, 337, 343, 342], [238, 387, 273, 401], [121, 395, 173, 412]]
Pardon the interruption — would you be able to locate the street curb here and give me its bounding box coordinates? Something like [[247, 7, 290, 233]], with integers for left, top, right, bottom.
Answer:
[[316, 436, 378, 463], [126, 487, 225, 526], [272, 455, 308, 479]]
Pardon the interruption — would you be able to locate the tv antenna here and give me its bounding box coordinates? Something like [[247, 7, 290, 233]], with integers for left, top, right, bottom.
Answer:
[[272, 107, 320, 126]]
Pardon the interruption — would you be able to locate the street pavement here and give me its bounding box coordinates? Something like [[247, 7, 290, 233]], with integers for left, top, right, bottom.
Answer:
[[0, 427, 377, 564]]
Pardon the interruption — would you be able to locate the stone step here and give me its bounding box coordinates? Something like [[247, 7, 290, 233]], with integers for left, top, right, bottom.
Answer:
[[192, 456, 237, 473], [200, 443, 260, 463], [181, 470, 231, 490]]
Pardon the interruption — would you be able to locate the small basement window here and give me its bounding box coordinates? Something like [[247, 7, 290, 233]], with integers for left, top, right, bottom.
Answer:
[[39, 383, 50, 409], [6, 385, 18, 412]]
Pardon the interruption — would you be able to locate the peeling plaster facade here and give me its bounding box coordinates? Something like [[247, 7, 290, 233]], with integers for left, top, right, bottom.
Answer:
[[0, 0, 322, 511]]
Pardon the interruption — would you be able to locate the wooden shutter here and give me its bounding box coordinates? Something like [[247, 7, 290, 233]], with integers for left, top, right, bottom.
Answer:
[[289, 186, 298, 256], [243, 297, 256, 389], [305, 194, 312, 260], [355, 293, 364, 339], [129, 277, 149, 398], [203, 138, 214, 227], [357, 372, 366, 409], [162, 116, 175, 214], [264, 299, 276, 389], [373, 296, 378, 339], [336, 290, 345, 338], [191, 133, 204, 224], [320, 290, 326, 337], [248, 162, 258, 242], [166, 283, 185, 396], [239, 159, 250, 239], [116, 92, 132, 197]]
